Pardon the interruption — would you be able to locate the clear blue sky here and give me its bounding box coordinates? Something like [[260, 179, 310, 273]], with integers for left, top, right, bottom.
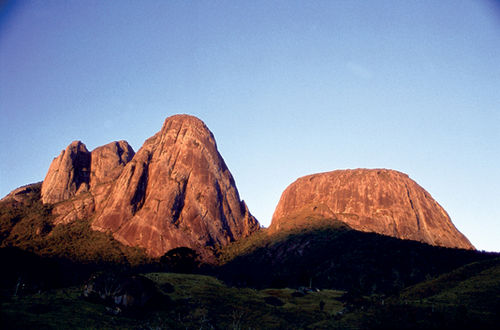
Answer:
[[1, 1, 499, 251]]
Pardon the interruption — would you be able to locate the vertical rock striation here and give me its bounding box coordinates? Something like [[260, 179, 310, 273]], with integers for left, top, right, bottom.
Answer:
[[270, 169, 474, 250], [40, 115, 259, 257], [90, 141, 136, 212], [91, 115, 259, 257]]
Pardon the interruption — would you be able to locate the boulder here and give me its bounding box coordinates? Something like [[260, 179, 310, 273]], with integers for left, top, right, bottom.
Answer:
[[83, 272, 160, 309]]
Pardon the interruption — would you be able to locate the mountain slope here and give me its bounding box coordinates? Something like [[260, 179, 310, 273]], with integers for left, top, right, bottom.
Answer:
[[33, 114, 260, 258], [218, 216, 496, 294], [401, 257, 500, 311], [270, 169, 473, 250], [0, 183, 148, 266]]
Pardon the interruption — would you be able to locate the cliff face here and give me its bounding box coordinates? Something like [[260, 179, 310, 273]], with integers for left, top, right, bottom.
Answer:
[[90, 141, 135, 188], [270, 169, 474, 250], [39, 115, 259, 257], [36, 117, 474, 255], [40, 140, 135, 225], [41, 141, 91, 204], [92, 115, 259, 257]]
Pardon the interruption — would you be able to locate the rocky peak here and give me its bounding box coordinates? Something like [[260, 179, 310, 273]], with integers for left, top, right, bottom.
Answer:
[[90, 140, 135, 188], [41, 141, 91, 204], [92, 114, 260, 257], [270, 169, 474, 250]]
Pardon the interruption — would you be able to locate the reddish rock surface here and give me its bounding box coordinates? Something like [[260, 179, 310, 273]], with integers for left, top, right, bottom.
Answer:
[[90, 141, 135, 188], [89, 141, 135, 213], [91, 115, 259, 257], [39, 115, 259, 256], [41, 141, 91, 204], [42, 140, 135, 224], [270, 169, 474, 250]]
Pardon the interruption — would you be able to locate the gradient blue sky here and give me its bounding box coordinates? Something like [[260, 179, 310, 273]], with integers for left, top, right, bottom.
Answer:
[[1, 1, 499, 251]]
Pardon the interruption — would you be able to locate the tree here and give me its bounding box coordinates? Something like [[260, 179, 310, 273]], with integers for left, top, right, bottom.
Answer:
[[160, 247, 199, 273]]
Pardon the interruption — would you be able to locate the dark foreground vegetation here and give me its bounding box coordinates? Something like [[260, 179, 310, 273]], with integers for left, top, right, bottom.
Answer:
[[1, 261, 499, 329], [217, 218, 497, 294], [1, 185, 499, 328]]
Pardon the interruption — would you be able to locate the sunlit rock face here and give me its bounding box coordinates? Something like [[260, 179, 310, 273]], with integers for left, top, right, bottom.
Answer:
[[41, 141, 91, 204], [90, 141, 135, 188], [270, 169, 474, 250], [90, 141, 136, 212], [42, 140, 135, 224], [40, 115, 259, 257], [91, 115, 260, 257]]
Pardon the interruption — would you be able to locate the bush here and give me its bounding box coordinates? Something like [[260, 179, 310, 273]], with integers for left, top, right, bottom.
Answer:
[[160, 247, 200, 273]]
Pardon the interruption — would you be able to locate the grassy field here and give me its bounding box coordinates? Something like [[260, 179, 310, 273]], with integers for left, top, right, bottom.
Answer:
[[2, 263, 499, 329], [1, 272, 346, 329]]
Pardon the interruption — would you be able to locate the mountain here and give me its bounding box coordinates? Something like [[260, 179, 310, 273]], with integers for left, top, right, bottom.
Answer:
[[92, 115, 259, 257], [2, 116, 498, 328], [38, 114, 259, 258], [41, 140, 92, 204], [270, 169, 473, 250]]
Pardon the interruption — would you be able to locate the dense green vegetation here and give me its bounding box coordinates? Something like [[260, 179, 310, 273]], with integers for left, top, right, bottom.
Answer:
[[0, 184, 152, 297], [0, 183, 52, 244], [0, 183, 148, 266], [345, 258, 500, 329], [401, 257, 500, 315]]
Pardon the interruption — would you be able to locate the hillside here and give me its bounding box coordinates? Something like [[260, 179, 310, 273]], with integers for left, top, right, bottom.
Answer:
[[345, 258, 500, 329], [217, 216, 497, 294], [0, 114, 496, 328], [0, 182, 148, 266], [0, 182, 153, 296], [401, 257, 500, 313]]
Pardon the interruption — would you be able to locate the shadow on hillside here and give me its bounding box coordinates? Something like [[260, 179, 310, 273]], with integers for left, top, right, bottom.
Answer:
[[217, 222, 499, 294]]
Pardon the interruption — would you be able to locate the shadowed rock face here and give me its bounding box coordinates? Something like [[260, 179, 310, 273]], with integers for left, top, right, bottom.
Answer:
[[41, 141, 91, 204], [270, 169, 474, 250], [91, 115, 259, 257]]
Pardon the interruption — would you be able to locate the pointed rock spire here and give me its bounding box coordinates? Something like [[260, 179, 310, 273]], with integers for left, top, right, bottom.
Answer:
[[41, 141, 91, 204], [92, 114, 260, 257]]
